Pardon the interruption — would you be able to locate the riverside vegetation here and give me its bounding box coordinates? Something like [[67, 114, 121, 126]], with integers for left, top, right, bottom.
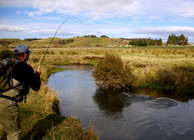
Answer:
[[0, 37, 194, 139], [1, 37, 193, 93], [0, 47, 98, 139]]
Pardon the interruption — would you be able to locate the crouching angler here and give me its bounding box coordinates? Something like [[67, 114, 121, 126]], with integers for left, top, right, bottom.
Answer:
[[0, 45, 41, 140]]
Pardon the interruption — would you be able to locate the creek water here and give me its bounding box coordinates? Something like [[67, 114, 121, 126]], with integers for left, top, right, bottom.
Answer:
[[47, 65, 194, 140]]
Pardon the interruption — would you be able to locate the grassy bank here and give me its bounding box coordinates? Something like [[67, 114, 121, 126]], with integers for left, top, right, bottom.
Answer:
[[18, 64, 98, 139], [19, 83, 97, 140], [93, 53, 194, 93]]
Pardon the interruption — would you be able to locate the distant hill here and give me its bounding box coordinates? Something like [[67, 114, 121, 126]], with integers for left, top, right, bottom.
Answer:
[[0, 37, 132, 48]]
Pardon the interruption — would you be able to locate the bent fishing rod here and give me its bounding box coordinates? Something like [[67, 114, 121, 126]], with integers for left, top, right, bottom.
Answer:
[[38, 17, 83, 70]]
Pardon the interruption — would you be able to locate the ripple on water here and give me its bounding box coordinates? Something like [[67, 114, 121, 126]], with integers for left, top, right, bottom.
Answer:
[[146, 97, 178, 109]]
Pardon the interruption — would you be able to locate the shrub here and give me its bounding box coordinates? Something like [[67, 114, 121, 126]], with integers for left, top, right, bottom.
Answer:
[[144, 66, 194, 93], [92, 53, 134, 90], [0, 49, 13, 59]]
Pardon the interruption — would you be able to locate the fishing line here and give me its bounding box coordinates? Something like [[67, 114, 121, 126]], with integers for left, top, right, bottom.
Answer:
[[39, 17, 84, 67]]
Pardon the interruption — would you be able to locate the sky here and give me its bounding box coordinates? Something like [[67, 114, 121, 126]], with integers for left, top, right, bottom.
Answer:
[[0, 0, 194, 42]]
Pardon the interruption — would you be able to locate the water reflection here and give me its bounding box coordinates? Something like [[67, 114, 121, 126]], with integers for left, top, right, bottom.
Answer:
[[93, 89, 130, 117], [48, 65, 194, 140], [93, 88, 180, 115]]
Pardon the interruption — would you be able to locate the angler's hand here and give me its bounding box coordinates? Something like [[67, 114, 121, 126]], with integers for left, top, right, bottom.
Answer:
[[35, 65, 41, 76], [35, 70, 41, 76]]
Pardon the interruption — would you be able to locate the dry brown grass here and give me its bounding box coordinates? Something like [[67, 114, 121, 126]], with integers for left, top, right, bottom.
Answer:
[[92, 53, 134, 90]]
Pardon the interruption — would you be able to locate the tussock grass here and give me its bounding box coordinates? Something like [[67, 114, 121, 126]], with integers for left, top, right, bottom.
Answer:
[[93, 51, 194, 93], [93, 53, 134, 90]]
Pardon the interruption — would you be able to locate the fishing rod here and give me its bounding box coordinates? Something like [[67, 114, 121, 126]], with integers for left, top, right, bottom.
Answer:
[[38, 17, 83, 69]]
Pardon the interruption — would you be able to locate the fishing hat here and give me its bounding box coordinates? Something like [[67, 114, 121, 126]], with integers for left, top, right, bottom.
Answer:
[[14, 45, 32, 53]]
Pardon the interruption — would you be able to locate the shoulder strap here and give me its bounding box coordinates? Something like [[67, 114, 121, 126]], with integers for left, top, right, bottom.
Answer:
[[0, 94, 23, 102]]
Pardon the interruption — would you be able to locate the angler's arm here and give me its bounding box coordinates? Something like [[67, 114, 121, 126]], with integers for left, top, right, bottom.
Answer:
[[13, 63, 41, 91], [30, 73, 41, 91]]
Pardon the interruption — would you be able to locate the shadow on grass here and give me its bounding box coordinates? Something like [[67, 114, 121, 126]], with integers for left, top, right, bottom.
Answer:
[[21, 114, 65, 140]]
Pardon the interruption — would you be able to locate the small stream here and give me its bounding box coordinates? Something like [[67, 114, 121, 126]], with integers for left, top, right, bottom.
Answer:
[[47, 65, 194, 140]]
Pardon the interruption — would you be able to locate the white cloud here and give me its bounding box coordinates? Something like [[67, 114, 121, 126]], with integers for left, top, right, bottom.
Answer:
[[1, 0, 141, 20], [1, 0, 194, 19], [0, 24, 74, 36], [0, 24, 28, 32], [174, 1, 194, 17], [133, 26, 194, 41], [139, 0, 194, 18]]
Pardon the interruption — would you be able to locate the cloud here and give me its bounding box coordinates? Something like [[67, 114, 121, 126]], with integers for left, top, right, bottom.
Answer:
[[1, 0, 194, 20], [0, 24, 74, 36], [133, 26, 194, 41], [139, 0, 194, 18], [1, 0, 141, 20], [0, 24, 28, 32], [173, 2, 194, 18]]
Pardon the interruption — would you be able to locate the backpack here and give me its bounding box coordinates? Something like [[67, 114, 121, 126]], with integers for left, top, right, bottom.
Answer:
[[0, 58, 25, 102]]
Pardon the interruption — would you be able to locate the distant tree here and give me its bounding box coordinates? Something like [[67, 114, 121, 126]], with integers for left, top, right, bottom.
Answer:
[[24, 38, 41, 41], [158, 38, 163, 46], [167, 34, 177, 45], [101, 35, 109, 38], [167, 34, 188, 45], [129, 38, 162, 46], [139, 40, 148, 46], [154, 38, 163, 46], [178, 34, 188, 45], [90, 35, 97, 38], [83, 35, 97, 38]]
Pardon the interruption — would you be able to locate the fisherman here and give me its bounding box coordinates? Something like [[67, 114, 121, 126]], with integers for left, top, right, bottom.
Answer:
[[0, 45, 41, 140]]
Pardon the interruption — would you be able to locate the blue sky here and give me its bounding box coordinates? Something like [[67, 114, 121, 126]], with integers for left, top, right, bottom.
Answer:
[[1, 0, 194, 42]]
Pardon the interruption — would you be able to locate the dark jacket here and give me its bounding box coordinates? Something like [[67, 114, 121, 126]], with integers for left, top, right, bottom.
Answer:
[[12, 60, 41, 93]]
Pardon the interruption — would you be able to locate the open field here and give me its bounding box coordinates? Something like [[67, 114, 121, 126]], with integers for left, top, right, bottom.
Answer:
[[1, 37, 194, 91], [1, 37, 194, 139], [29, 46, 194, 92], [0, 37, 129, 48]]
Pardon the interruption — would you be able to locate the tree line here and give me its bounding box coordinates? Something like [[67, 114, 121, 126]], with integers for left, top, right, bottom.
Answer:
[[128, 34, 189, 46], [167, 34, 188, 45], [83, 35, 109, 38], [129, 38, 163, 46]]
